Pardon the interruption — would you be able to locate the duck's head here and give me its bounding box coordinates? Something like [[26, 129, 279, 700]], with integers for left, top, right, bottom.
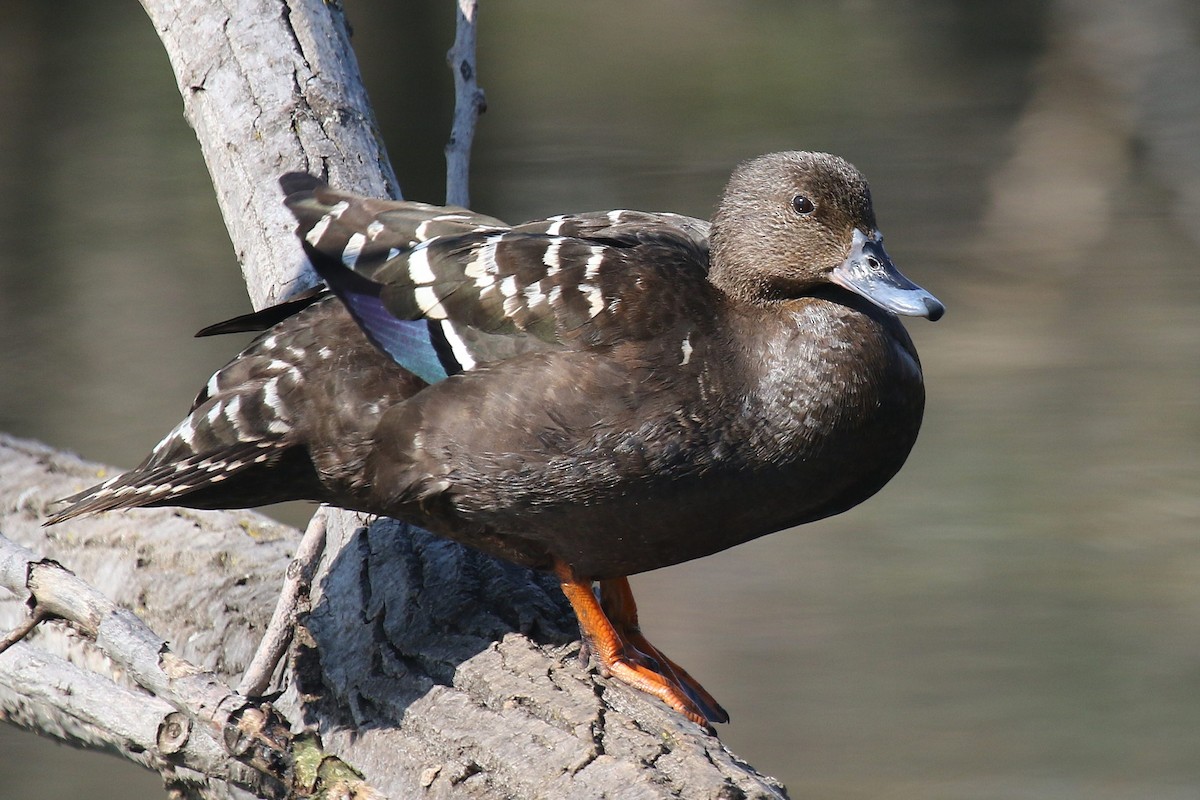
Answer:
[[710, 151, 943, 321]]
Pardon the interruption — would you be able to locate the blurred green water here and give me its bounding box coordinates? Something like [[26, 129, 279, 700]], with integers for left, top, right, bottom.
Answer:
[[1, 1, 1197, 797]]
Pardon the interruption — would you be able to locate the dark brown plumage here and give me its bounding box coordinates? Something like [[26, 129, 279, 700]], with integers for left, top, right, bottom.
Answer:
[[50, 152, 942, 725]]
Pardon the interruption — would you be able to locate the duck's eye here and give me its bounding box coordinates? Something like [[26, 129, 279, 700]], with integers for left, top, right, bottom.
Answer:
[[791, 195, 815, 215]]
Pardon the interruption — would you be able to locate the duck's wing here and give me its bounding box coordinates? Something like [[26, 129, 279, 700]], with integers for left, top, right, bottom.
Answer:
[[304, 205, 715, 372], [280, 172, 511, 271], [202, 175, 714, 370], [193, 174, 510, 337]]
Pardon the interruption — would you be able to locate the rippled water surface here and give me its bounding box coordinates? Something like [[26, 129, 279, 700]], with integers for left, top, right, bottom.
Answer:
[[2, 2, 1198, 797]]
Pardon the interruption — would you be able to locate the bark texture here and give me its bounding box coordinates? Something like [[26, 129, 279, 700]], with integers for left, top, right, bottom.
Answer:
[[0, 1, 789, 797], [140, 0, 402, 309]]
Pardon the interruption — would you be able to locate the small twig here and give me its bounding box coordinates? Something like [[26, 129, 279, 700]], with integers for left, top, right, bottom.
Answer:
[[0, 607, 50, 655], [445, 0, 485, 207], [238, 507, 329, 697]]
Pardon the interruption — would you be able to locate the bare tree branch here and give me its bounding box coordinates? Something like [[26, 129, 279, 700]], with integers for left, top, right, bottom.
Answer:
[[139, 0, 402, 310], [445, 0, 485, 207], [0, 529, 302, 793], [1, 641, 262, 793], [237, 509, 328, 698], [0, 434, 300, 797]]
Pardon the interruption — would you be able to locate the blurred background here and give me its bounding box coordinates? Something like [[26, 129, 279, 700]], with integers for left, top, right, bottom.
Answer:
[[2, 1, 1199, 797]]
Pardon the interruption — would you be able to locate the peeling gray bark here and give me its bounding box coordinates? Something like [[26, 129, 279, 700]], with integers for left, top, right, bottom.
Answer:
[[0, 0, 790, 797]]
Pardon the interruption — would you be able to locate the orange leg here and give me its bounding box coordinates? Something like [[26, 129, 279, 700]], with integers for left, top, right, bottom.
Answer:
[[555, 563, 728, 726], [598, 576, 728, 724]]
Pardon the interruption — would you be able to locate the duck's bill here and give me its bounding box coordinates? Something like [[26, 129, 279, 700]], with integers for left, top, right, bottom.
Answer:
[[830, 230, 944, 321]]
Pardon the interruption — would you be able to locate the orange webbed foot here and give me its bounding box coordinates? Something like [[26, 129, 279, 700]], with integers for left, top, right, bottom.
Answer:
[[556, 564, 728, 727]]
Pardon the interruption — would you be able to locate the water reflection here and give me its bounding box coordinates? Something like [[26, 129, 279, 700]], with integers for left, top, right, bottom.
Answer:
[[1, 1, 1198, 797]]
